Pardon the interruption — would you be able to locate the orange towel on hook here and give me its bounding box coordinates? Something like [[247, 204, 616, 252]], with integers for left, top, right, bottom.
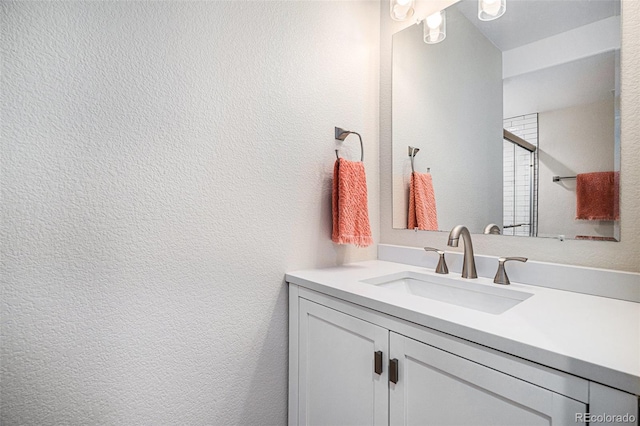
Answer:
[[332, 158, 373, 247], [575, 172, 619, 221], [408, 172, 438, 230]]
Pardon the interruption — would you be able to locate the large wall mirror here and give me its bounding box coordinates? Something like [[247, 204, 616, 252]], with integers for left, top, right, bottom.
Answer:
[[392, 0, 621, 241]]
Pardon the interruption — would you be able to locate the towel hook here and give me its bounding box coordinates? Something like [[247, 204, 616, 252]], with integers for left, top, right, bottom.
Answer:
[[408, 146, 419, 173], [335, 127, 364, 162], [408, 146, 430, 173]]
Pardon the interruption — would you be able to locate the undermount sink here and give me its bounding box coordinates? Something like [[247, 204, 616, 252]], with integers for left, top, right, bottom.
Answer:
[[361, 271, 533, 315]]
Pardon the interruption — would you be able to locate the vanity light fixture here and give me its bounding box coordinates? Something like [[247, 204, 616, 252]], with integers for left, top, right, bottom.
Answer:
[[478, 0, 506, 21], [423, 10, 446, 44], [390, 0, 415, 21]]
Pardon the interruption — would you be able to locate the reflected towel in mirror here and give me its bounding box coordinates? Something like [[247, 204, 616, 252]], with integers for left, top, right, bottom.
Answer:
[[575, 171, 619, 221], [332, 158, 373, 247], [408, 172, 438, 231]]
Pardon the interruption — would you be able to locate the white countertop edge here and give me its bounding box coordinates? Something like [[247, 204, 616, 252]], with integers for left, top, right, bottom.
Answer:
[[286, 260, 640, 396]]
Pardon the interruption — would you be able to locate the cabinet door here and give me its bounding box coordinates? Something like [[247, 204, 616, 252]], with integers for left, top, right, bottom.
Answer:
[[389, 332, 587, 426], [298, 299, 388, 426]]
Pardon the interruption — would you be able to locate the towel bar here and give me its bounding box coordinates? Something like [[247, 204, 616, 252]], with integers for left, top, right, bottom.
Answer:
[[553, 175, 577, 182]]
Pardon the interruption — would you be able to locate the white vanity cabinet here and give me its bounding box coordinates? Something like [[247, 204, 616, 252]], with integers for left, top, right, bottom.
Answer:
[[289, 284, 639, 426]]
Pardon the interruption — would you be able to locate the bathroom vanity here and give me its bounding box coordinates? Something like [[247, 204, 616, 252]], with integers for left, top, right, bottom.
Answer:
[[286, 245, 640, 425]]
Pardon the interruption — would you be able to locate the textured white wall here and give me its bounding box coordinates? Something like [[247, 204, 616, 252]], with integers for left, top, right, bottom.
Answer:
[[380, 0, 640, 272], [1, 1, 379, 424]]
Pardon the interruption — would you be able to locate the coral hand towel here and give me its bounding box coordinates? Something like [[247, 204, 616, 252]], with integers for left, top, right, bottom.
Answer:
[[332, 158, 373, 247], [408, 172, 438, 230], [576, 172, 619, 220]]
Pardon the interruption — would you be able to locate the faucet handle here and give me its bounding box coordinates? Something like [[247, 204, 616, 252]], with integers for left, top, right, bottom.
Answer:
[[493, 257, 528, 285], [424, 247, 449, 274]]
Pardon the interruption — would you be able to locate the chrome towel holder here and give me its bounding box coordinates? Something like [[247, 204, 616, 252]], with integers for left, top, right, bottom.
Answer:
[[335, 127, 364, 162], [408, 146, 430, 173]]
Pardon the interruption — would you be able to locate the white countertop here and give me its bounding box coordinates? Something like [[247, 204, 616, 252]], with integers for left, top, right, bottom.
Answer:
[[286, 260, 640, 395]]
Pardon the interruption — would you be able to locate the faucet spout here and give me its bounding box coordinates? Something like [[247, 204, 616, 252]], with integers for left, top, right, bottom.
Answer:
[[447, 225, 478, 279]]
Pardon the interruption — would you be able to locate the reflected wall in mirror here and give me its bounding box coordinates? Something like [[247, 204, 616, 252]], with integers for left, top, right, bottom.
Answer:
[[392, 0, 621, 241]]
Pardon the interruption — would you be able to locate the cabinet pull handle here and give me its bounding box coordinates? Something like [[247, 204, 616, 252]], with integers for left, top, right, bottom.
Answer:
[[389, 358, 399, 384], [374, 351, 383, 375]]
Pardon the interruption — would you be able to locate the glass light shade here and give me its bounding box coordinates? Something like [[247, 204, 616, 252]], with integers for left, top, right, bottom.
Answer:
[[478, 0, 506, 21], [423, 11, 446, 44], [390, 0, 415, 21]]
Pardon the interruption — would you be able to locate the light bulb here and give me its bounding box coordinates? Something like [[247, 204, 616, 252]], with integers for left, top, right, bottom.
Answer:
[[393, 4, 410, 19], [426, 12, 443, 29], [478, 0, 505, 21], [390, 0, 414, 21], [423, 10, 446, 44], [481, 0, 501, 16]]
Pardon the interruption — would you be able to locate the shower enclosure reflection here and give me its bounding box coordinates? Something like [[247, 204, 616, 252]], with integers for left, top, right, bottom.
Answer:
[[502, 123, 537, 237]]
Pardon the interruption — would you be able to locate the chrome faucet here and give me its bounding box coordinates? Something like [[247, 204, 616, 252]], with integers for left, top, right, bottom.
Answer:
[[447, 225, 478, 279], [483, 223, 501, 235]]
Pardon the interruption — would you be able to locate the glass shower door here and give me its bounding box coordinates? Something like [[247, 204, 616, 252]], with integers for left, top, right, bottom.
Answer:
[[502, 141, 534, 236], [502, 114, 539, 237]]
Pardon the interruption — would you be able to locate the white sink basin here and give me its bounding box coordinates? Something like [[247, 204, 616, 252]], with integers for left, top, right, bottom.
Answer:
[[361, 271, 533, 315]]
